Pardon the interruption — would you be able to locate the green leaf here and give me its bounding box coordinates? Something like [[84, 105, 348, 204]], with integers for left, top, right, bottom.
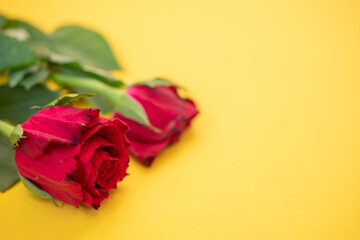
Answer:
[[3, 28, 30, 41], [69, 63, 123, 87], [0, 14, 7, 29], [51, 25, 121, 70], [10, 125, 24, 148], [133, 78, 176, 88], [8, 68, 29, 88], [46, 52, 123, 87], [0, 35, 36, 71], [20, 68, 49, 90], [0, 85, 59, 124], [0, 135, 19, 192], [2, 19, 54, 49], [61, 62, 123, 88], [19, 174, 52, 199], [32, 92, 96, 110], [7, 63, 49, 89]]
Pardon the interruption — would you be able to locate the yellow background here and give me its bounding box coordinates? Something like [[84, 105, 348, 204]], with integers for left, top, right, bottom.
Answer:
[[1, 0, 360, 239]]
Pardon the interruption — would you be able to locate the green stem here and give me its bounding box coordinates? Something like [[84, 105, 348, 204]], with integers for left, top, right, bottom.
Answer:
[[0, 120, 15, 139], [52, 73, 159, 132], [52, 73, 124, 105]]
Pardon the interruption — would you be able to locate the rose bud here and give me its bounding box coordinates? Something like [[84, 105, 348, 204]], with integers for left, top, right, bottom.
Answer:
[[15, 106, 129, 209], [114, 83, 198, 166]]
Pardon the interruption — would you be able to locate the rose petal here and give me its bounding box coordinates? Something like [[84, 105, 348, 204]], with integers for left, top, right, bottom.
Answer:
[[125, 85, 198, 141], [92, 190, 109, 209], [20, 106, 99, 159], [81, 191, 93, 207], [95, 156, 126, 191], [127, 138, 171, 165], [82, 148, 108, 197], [16, 144, 80, 182], [70, 135, 113, 185]]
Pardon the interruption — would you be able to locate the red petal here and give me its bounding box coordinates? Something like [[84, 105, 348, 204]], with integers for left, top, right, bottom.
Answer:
[[70, 135, 113, 185], [19, 106, 99, 159], [92, 190, 109, 209], [127, 138, 171, 165]]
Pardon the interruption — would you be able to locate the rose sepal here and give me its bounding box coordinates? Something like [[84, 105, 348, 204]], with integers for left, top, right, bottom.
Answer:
[[31, 92, 97, 110], [10, 125, 26, 149], [131, 78, 177, 88], [19, 174, 53, 199]]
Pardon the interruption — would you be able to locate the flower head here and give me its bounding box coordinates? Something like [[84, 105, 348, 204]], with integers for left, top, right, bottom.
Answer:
[[15, 106, 129, 208], [114, 84, 198, 165]]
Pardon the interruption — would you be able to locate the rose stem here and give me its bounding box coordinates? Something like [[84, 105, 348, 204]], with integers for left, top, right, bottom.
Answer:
[[52, 73, 125, 105], [52, 74, 159, 132], [0, 119, 15, 139]]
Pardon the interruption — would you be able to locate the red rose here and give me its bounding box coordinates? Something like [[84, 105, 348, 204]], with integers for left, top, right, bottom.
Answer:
[[15, 106, 129, 209], [114, 85, 198, 166]]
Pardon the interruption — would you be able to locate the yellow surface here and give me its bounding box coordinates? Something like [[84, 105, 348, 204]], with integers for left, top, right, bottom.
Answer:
[[1, 0, 360, 239]]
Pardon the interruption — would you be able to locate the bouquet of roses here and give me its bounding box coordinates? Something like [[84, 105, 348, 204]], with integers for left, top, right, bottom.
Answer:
[[0, 14, 198, 209]]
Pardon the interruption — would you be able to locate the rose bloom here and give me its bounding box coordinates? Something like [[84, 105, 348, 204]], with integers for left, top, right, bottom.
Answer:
[[15, 106, 129, 209], [114, 84, 198, 166]]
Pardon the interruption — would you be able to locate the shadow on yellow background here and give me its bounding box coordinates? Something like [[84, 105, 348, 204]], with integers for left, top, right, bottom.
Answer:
[[1, 0, 360, 239]]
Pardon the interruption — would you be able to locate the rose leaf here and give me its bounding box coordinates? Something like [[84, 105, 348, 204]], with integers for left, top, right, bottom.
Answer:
[[0, 136, 19, 192], [51, 25, 121, 70], [0, 35, 36, 71], [0, 85, 60, 124]]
